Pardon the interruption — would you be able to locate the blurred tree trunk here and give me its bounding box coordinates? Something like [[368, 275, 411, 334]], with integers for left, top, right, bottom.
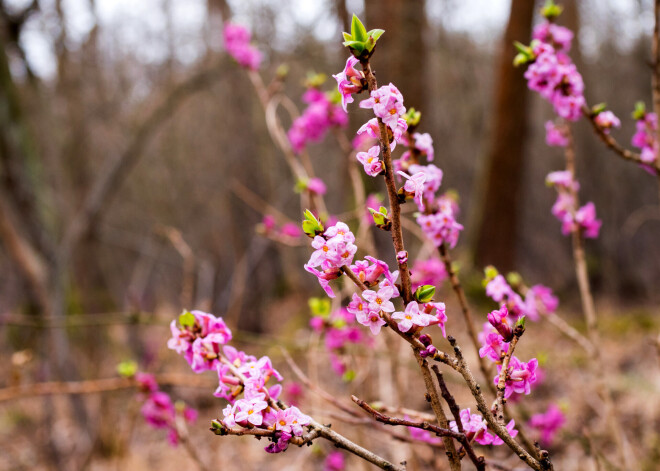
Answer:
[[472, 0, 535, 272], [365, 0, 427, 110]]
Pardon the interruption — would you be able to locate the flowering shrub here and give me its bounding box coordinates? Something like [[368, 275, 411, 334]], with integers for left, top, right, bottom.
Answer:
[[160, 4, 660, 469]]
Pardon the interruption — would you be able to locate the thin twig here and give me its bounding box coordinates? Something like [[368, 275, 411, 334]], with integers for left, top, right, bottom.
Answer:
[[492, 324, 524, 425]]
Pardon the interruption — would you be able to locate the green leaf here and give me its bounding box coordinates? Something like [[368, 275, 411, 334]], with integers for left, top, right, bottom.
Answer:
[[367, 29, 385, 41], [351, 14, 368, 42], [541, 0, 563, 19], [179, 310, 195, 327], [513, 41, 531, 56], [506, 271, 522, 287], [369, 207, 385, 225], [484, 265, 499, 282], [632, 101, 646, 120], [513, 52, 529, 67], [515, 315, 527, 329], [342, 40, 365, 53], [342, 32, 353, 42], [414, 285, 436, 303], [591, 103, 607, 115], [117, 360, 138, 378], [302, 209, 324, 237]]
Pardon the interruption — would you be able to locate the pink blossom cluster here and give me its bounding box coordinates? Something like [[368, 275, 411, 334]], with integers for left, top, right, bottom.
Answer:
[[167, 310, 233, 373], [449, 408, 518, 446], [485, 274, 558, 321], [525, 22, 584, 121], [400, 132, 434, 162], [593, 110, 621, 135], [135, 372, 197, 446], [631, 110, 659, 166], [407, 420, 442, 445], [416, 196, 464, 249], [288, 88, 348, 154], [410, 258, 448, 291], [324, 451, 346, 471], [222, 23, 262, 70], [310, 307, 369, 376], [528, 404, 566, 446], [259, 215, 304, 241], [545, 121, 568, 147], [546, 170, 601, 238], [304, 221, 358, 298], [392, 300, 447, 336]]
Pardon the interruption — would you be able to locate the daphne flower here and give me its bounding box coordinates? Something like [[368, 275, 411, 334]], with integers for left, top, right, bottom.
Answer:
[[398, 171, 427, 210], [333, 56, 365, 111], [357, 145, 384, 176], [392, 301, 433, 333], [529, 404, 565, 446], [362, 285, 395, 313], [545, 121, 568, 147], [594, 111, 621, 134]]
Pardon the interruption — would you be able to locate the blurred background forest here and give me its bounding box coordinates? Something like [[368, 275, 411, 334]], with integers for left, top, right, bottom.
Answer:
[[1, 0, 659, 470]]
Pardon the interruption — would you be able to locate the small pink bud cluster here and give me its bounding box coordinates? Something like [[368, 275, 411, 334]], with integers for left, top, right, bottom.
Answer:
[[310, 307, 369, 376], [167, 310, 232, 373], [449, 408, 518, 446], [593, 110, 621, 135], [259, 215, 303, 241], [136, 372, 197, 446], [546, 171, 601, 238], [332, 56, 366, 111], [416, 195, 464, 249], [222, 23, 262, 70], [288, 88, 348, 154], [525, 22, 584, 121], [528, 404, 566, 446], [631, 111, 659, 167], [401, 132, 434, 162], [304, 221, 357, 298], [411, 258, 448, 291], [544, 121, 569, 147], [485, 274, 558, 321]]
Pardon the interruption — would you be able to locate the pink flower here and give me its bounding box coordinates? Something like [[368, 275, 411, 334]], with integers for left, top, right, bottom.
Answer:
[[136, 372, 158, 393], [411, 258, 447, 291], [479, 332, 509, 362], [223, 23, 262, 70], [487, 305, 513, 342], [524, 284, 558, 320], [307, 177, 327, 195], [594, 111, 621, 134], [545, 121, 568, 147], [529, 404, 565, 446], [413, 132, 434, 161], [496, 356, 539, 398], [288, 88, 347, 154], [533, 21, 573, 52], [575, 202, 601, 239], [481, 419, 518, 446], [417, 207, 463, 249], [485, 275, 513, 303], [355, 307, 386, 335], [356, 145, 383, 176], [360, 83, 406, 128], [362, 285, 396, 313], [324, 451, 346, 471], [333, 56, 365, 111], [450, 408, 488, 444], [141, 391, 175, 429], [398, 171, 427, 210], [424, 302, 448, 337], [391, 301, 434, 333]]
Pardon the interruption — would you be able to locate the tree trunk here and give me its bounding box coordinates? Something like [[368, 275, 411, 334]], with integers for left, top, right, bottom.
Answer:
[[472, 0, 536, 272]]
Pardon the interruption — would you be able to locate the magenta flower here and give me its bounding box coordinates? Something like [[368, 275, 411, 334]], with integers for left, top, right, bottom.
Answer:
[[487, 305, 513, 342], [575, 202, 601, 239], [485, 275, 513, 303], [533, 21, 573, 52], [307, 177, 327, 195], [425, 302, 448, 337], [223, 23, 262, 70], [524, 284, 559, 320], [496, 356, 539, 398], [324, 451, 346, 471], [356, 145, 384, 176], [411, 258, 447, 291], [545, 121, 568, 147], [481, 419, 518, 446], [529, 404, 565, 446], [332, 56, 365, 111], [450, 408, 487, 443], [479, 332, 509, 362]]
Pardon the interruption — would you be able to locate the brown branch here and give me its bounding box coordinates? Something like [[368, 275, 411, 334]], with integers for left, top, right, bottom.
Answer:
[[359, 60, 413, 304], [352, 395, 485, 471], [581, 105, 659, 173], [431, 365, 463, 434], [434, 337, 552, 471], [439, 243, 497, 396]]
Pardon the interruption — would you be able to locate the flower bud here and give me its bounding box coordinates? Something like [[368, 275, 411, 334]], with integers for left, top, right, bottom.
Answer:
[[418, 334, 433, 347], [414, 285, 436, 303]]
